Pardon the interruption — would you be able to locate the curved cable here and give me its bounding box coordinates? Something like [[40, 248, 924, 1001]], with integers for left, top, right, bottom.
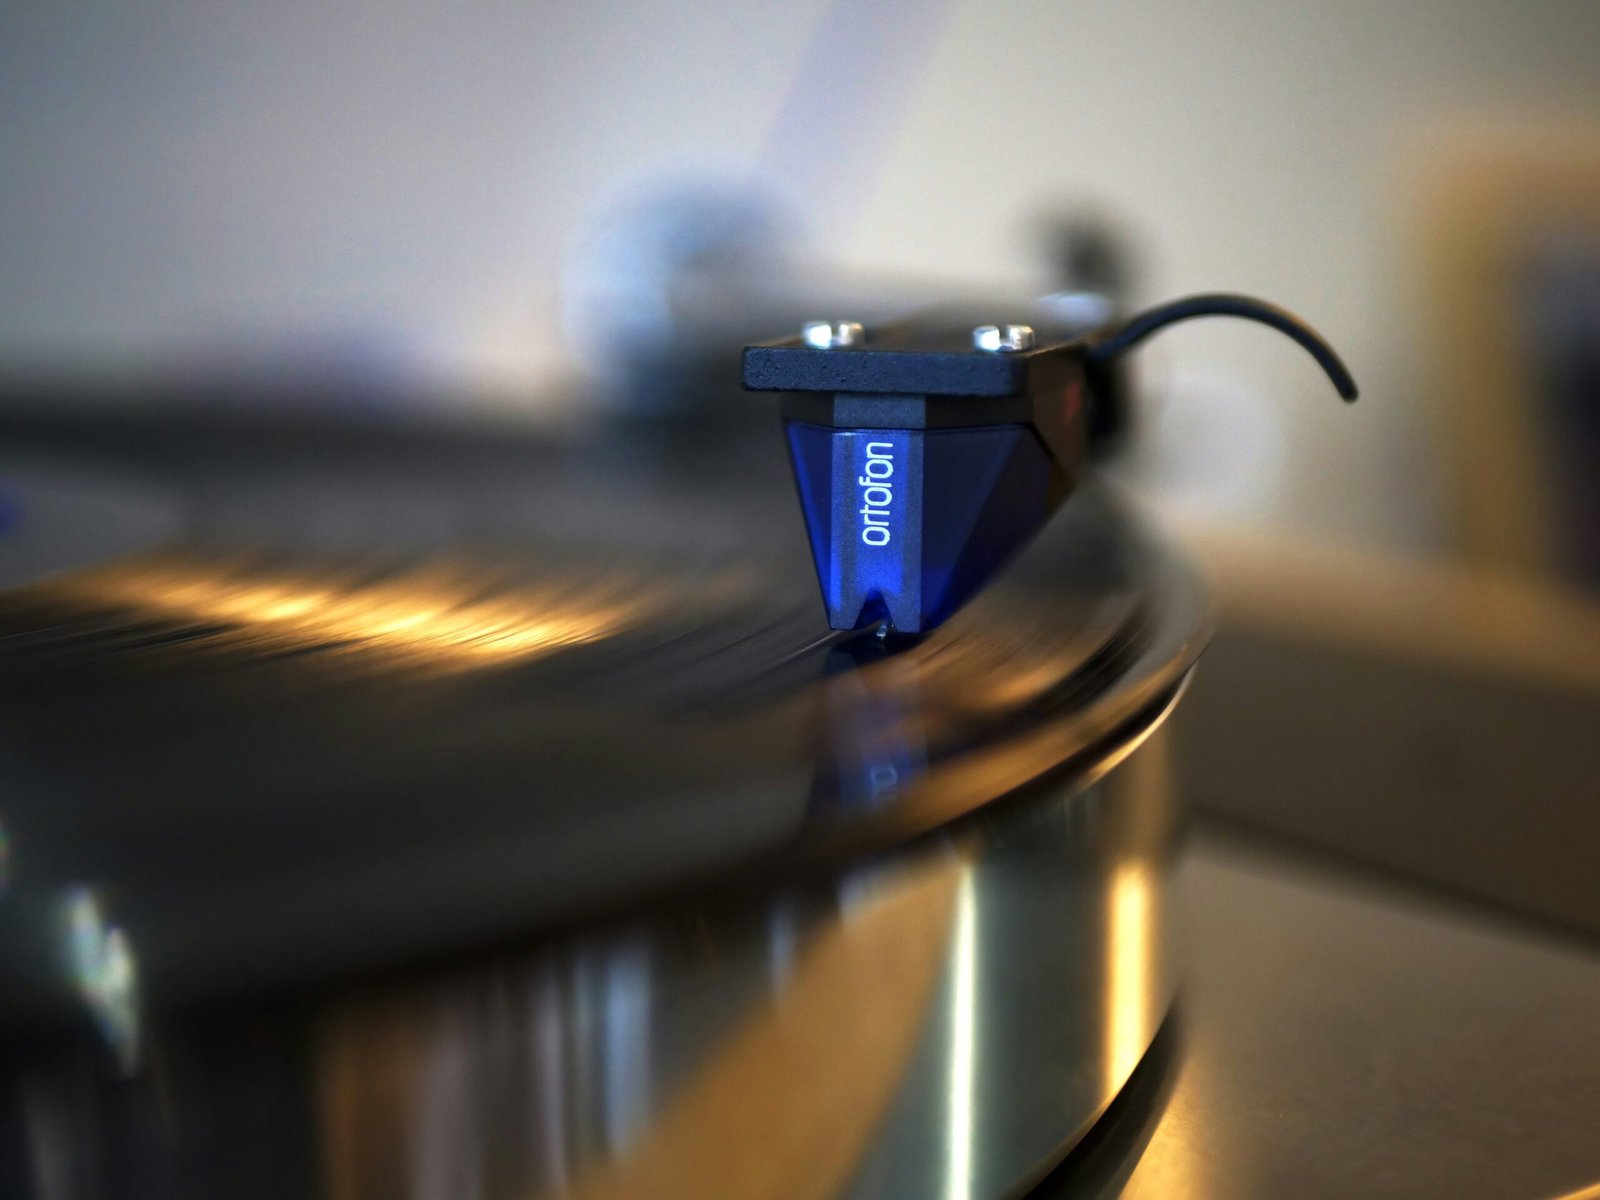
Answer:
[[1084, 292, 1359, 401]]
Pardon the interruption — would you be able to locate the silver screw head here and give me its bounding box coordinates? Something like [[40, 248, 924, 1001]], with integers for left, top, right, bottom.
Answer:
[[972, 324, 1036, 353], [802, 320, 865, 349]]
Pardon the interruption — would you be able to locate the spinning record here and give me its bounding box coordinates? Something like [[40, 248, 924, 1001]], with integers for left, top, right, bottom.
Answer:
[[0, 403, 1205, 1200]]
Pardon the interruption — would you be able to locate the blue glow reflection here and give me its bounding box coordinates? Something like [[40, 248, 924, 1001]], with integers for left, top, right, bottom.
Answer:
[[62, 886, 141, 1074]]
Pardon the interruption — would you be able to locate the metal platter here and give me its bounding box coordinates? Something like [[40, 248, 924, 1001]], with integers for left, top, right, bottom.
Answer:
[[0, 408, 1210, 1198]]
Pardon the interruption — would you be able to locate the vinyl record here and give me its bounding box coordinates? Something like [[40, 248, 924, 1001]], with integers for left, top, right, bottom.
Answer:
[[0, 406, 1204, 1016]]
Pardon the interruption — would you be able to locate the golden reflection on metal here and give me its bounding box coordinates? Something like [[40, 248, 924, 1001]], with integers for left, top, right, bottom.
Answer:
[[313, 852, 964, 1200], [1104, 719, 1174, 1098], [63, 557, 662, 669], [944, 871, 978, 1200], [318, 996, 431, 1200], [559, 856, 962, 1200], [1106, 861, 1155, 1096]]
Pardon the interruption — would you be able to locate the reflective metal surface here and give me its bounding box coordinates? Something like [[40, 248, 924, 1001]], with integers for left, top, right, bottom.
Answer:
[[0, 711, 1182, 1200], [6, 402, 1599, 1195], [0, 411, 1211, 1197]]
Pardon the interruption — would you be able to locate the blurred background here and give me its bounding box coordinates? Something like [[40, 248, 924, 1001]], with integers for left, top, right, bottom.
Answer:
[[1, 0, 1598, 928]]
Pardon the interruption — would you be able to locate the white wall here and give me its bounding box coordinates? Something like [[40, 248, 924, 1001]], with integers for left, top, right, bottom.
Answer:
[[854, 2, 1599, 550], [3, 0, 1597, 550]]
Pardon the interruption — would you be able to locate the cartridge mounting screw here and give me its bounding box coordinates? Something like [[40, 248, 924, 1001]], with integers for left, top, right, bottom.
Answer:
[[972, 324, 1035, 352], [802, 321, 866, 349]]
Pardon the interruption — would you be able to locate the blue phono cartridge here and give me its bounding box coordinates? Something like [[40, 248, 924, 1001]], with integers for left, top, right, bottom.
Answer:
[[743, 295, 1357, 635]]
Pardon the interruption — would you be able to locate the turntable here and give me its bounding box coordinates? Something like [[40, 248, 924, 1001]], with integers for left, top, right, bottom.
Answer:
[[2, 300, 1597, 1200], [0, 359, 1211, 1197]]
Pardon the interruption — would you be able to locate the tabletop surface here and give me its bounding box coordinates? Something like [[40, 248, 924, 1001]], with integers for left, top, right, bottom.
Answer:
[[1047, 832, 1600, 1200]]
